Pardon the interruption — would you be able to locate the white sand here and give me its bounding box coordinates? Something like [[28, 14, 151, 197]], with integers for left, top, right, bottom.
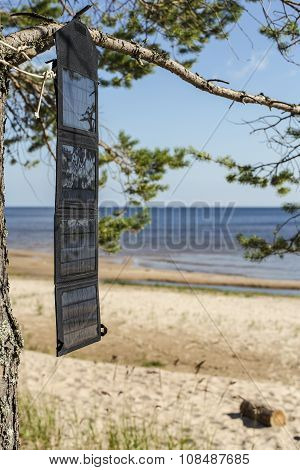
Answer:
[[10, 276, 300, 449], [20, 350, 299, 450], [11, 277, 300, 382]]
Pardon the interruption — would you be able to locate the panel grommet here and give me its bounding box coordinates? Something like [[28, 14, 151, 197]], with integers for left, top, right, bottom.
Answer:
[[100, 324, 108, 337]]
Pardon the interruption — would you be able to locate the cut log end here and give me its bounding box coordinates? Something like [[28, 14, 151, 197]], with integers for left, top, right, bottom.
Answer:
[[270, 409, 286, 427], [240, 399, 286, 428]]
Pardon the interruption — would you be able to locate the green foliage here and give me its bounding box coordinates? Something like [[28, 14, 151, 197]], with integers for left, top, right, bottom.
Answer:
[[216, 100, 300, 259], [99, 131, 210, 205], [237, 232, 300, 261], [96, 0, 243, 87], [237, 203, 300, 261], [216, 157, 299, 195], [98, 132, 212, 252], [4, 64, 56, 162], [2, 0, 229, 253], [260, 19, 300, 58], [242, 0, 300, 61], [2, 1, 300, 259], [19, 393, 61, 449], [3, 0, 244, 153], [141, 359, 165, 368], [283, 202, 300, 214], [107, 416, 157, 450], [99, 208, 150, 253], [107, 415, 196, 450], [19, 392, 197, 449], [1, 0, 62, 29]]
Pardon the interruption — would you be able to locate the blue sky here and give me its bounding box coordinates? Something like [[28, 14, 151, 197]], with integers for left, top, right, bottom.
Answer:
[[5, 3, 300, 207]]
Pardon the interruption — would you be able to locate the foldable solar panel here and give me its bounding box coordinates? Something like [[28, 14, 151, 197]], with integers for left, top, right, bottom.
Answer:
[[54, 210, 98, 282], [54, 18, 104, 356], [55, 279, 100, 356], [56, 133, 98, 209]]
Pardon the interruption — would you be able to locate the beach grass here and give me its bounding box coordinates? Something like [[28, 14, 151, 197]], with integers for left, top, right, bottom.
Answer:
[[19, 393, 199, 450], [141, 360, 165, 368], [102, 279, 299, 298], [19, 393, 62, 450]]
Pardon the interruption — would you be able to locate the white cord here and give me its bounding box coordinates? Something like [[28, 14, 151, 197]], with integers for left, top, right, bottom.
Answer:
[[0, 39, 31, 61], [0, 56, 55, 119], [35, 69, 56, 119], [0, 58, 55, 80]]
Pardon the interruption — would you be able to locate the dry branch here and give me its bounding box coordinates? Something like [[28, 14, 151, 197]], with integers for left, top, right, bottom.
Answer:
[[0, 23, 300, 114]]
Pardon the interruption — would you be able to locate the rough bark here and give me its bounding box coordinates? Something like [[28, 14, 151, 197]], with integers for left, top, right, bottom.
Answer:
[[0, 68, 23, 450], [240, 399, 286, 427], [1, 23, 300, 115]]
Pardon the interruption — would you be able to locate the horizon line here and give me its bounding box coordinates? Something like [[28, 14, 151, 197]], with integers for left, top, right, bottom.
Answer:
[[6, 205, 285, 209]]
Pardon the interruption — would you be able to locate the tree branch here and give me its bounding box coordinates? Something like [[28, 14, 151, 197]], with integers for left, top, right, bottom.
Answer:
[[7, 71, 56, 160], [1, 22, 300, 114]]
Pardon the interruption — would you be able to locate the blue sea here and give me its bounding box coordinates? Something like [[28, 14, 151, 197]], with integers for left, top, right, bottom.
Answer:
[[5, 206, 300, 281]]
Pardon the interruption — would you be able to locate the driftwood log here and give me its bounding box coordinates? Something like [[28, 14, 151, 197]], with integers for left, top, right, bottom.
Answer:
[[240, 400, 286, 427]]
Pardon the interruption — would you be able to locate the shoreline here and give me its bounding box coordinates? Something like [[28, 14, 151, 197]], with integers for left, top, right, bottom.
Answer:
[[8, 248, 300, 291]]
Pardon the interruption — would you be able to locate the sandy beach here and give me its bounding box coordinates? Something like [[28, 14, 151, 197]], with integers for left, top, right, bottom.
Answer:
[[20, 350, 299, 450], [8, 250, 300, 449], [9, 249, 300, 290]]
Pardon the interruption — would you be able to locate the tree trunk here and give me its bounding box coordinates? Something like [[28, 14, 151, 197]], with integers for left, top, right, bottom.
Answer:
[[0, 69, 23, 449]]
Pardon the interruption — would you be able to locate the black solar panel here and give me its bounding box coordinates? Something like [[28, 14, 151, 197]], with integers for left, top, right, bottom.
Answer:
[[61, 144, 96, 190], [55, 212, 97, 281], [62, 70, 96, 133], [55, 281, 100, 355], [54, 19, 104, 356], [56, 134, 98, 209]]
